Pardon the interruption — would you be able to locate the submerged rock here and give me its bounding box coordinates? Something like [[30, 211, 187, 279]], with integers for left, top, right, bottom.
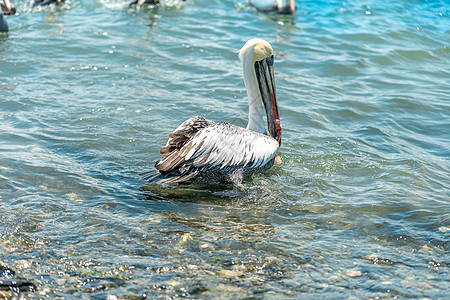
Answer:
[[344, 269, 363, 277]]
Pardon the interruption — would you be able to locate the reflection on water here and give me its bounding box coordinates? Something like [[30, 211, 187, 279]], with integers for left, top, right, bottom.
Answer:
[[1, 0, 449, 298]]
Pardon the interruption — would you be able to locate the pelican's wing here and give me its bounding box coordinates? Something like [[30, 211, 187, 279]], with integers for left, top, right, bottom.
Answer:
[[140, 116, 212, 183], [159, 116, 214, 156], [155, 122, 279, 177]]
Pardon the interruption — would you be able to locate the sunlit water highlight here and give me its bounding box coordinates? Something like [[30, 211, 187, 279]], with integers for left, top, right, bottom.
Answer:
[[0, 0, 449, 298]]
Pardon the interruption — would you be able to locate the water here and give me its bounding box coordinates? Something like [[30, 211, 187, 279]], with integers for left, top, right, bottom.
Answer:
[[0, 0, 449, 298]]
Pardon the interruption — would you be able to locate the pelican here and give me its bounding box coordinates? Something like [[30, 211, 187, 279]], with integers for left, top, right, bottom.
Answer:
[[128, 0, 159, 8], [1, 0, 15, 15], [1, 0, 14, 32], [247, 0, 296, 14], [33, 0, 64, 7], [0, 11, 7, 33], [141, 38, 282, 186]]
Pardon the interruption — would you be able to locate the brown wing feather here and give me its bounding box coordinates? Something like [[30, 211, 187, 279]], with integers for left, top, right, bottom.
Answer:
[[159, 171, 198, 184], [156, 151, 189, 174], [155, 138, 207, 175], [156, 117, 213, 175], [159, 116, 212, 156]]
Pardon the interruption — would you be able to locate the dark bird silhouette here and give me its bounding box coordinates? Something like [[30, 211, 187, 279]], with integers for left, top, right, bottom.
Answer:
[[247, 0, 296, 14], [128, 0, 159, 8], [33, 0, 65, 7]]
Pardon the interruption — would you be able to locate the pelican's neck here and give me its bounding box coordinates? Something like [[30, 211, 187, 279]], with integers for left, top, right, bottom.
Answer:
[[242, 50, 266, 135]]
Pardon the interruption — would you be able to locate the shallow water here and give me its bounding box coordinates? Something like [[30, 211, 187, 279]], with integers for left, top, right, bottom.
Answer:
[[0, 0, 449, 298]]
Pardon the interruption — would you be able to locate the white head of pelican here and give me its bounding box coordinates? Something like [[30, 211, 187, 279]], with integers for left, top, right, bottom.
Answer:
[[239, 38, 282, 145]]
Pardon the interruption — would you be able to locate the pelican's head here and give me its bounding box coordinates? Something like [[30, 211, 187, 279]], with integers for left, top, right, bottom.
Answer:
[[239, 38, 282, 146], [2, 0, 16, 15]]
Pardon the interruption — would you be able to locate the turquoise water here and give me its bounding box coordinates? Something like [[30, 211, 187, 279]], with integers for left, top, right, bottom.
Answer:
[[1, 0, 449, 298]]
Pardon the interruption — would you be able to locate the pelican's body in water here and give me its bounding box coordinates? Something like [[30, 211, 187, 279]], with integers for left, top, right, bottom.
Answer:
[[247, 0, 296, 14], [141, 38, 282, 186]]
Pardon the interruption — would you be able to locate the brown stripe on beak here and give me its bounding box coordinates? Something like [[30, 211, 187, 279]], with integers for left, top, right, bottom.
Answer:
[[265, 62, 282, 146], [289, 0, 296, 13], [4, 0, 12, 11], [255, 56, 282, 146]]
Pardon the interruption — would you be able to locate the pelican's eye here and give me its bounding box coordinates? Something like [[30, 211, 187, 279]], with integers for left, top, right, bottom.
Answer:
[[267, 53, 274, 66]]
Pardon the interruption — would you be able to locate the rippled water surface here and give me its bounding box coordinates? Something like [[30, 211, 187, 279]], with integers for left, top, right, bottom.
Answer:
[[1, 0, 449, 298]]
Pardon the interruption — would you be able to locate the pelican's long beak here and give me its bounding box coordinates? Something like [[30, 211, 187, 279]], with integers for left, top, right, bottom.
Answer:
[[289, 0, 296, 13], [255, 56, 282, 146], [3, 0, 12, 12]]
